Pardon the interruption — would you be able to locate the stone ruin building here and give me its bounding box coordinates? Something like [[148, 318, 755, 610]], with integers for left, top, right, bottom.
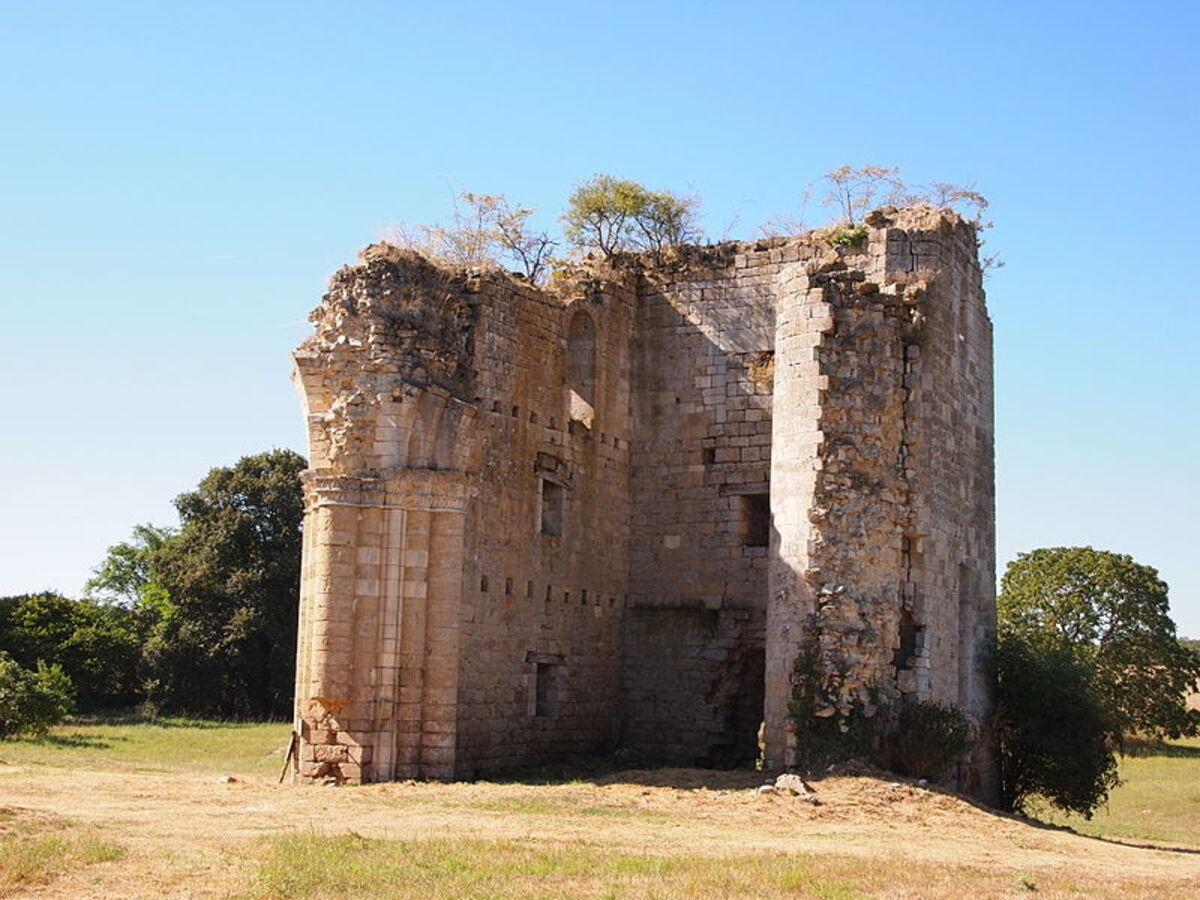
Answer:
[[290, 205, 996, 794]]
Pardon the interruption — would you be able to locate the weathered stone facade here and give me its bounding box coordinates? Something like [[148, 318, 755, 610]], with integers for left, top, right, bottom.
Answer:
[[291, 206, 995, 793]]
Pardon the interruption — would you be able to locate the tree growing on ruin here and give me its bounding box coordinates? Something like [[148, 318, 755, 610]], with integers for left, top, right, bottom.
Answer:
[[387, 192, 557, 282], [806, 165, 1003, 272], [820, 164, 903, 225], [490, 194, 558, 283], [998, 547, 1200, 740], [562, 174, 701, 256]]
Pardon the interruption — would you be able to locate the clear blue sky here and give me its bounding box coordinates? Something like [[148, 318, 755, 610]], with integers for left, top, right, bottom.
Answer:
[[2, 1, 1197, 635]]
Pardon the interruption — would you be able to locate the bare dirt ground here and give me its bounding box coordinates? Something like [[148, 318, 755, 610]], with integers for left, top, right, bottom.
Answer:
[[0, 763, 1198, 898]]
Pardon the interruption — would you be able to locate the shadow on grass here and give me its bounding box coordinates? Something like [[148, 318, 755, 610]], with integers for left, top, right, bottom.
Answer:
[[480, 754, 774, 791], [1060, 829, 1200, 856], [65, 712, 288, 730], [36, 732, 114, 749], [481, 754, 624, 786], [1122, 738, 1200, 759]]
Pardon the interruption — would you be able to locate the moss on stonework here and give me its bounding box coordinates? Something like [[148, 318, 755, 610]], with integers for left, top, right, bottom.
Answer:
[[787, 626, 884, 772]]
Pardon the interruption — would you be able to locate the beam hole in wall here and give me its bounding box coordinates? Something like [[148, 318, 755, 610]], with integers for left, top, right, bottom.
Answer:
[[511, 405, 519, 418], [529, 411, 539, 425], [738, 493, 771, 547], [702, 446, 716, 465]]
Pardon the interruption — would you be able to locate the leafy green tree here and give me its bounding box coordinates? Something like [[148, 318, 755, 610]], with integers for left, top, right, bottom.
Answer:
[[84, 523, 174, 607], [999, 547, 1200, 740], [994, 632, 1120, 817], [144, 449, 306, 718], [0, 592, 145, 710], [562, 174, 701, 255], [0, 651, 73, 738]]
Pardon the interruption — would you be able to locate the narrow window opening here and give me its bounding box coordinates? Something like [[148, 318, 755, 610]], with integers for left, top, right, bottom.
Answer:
[[540, 479, 564, 537], [893, 609, 918, 671], [526, 580, 534, 598], [480, 575, 489, 592], [505, 577, 513, 595], [535, 663, 562, 717], [567, 311, 597, 406], [739, 493, 771, 547], [702, 446, 717, 465]]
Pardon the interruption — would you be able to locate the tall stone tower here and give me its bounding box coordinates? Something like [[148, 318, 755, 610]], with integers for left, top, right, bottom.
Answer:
[[289, 206, 995, 794]]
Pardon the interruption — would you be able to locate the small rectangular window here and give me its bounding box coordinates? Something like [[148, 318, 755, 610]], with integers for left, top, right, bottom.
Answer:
[[540, 479, 564, 537], [740, 493, 770, 547], [526, 651, 566, 718], [535, 663, 560, 717]]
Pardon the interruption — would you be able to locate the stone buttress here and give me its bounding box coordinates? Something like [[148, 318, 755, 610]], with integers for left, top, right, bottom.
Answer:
[[766, 208, 995, 797]]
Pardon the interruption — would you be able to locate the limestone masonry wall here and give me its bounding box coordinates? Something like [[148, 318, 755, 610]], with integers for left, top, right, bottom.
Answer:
[[291, 206, 996, 794]]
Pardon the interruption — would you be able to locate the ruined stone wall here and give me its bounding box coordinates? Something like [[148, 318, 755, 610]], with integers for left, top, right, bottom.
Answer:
[[622, 242, 813, 766], [291, 249, 635, 781], [292, 250, 481, 782], [291, 207, 995, 790], [765, 209, 995, 794], [888, 220, 995, 794], [452, 273, 635, 773]]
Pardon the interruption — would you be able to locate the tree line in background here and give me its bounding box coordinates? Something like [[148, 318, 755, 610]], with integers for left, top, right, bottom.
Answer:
[[384, 165, 1000, 283], [0, 449, 305, 733]]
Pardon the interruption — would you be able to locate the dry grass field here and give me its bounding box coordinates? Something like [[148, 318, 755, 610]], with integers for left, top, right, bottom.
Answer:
[[0, 719, 1196, 898]]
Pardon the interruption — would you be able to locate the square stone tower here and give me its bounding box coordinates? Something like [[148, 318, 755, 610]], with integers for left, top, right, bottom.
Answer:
[[290, 206, 995, 795]]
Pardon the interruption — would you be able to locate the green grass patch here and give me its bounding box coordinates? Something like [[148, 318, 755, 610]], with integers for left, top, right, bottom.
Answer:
[[242, 833, 1093, 900], [0, 810, 125, 895], [0, 714, 291, 778], [244, 833, 887, 899], [1031, 735, 1200, 846]]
